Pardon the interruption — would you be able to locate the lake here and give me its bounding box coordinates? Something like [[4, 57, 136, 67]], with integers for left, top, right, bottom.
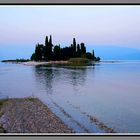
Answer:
[[0, 61, 140, 133]]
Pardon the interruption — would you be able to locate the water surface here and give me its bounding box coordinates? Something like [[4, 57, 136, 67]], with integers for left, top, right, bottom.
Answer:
[[0, 61, 140, 133]]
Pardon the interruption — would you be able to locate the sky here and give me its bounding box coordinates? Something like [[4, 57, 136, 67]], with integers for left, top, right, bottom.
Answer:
[[0, 6, 140, 60]]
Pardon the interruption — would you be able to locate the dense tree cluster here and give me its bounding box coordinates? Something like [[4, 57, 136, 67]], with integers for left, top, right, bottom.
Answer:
[[31, 35, 100, 61]]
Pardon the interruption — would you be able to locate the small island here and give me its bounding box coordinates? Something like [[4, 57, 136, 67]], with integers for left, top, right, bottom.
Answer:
[[30, 35, 100, 65]]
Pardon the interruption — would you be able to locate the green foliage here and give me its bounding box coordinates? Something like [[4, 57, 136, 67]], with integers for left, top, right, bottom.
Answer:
[[69, 58, 90, 66]]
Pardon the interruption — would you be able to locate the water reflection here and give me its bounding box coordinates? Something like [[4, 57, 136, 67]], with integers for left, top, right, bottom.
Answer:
[[67, 67, 88, 88], [34, 66, 54, 94], [34, 65, 94, 95]]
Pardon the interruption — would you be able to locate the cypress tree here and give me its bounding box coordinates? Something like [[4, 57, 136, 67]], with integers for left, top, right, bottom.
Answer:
[[73, 38, 76, 57], [70, 44, 74, 57], [92, 50, 96, 60], [48, 35, 53, 60], [77, 44, 81, 57], [81, 43, 86, 54], [45, 36, 48, 46], [49, 35, 53, 46], [44, 36, 49, 60]]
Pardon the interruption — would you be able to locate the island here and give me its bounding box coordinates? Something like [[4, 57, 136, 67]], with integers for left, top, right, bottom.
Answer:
[[30, 35, 100, 65]]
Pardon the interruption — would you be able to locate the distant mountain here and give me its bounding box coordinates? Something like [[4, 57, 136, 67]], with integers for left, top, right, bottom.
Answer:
[[92, 46, 140, 60], [0, 44, 34, 61]]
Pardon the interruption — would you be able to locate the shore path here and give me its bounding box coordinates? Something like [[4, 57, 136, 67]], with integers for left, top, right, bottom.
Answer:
[[0, 98, 73, 133]]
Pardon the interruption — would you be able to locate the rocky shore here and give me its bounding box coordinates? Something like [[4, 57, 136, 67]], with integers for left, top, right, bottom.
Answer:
[[0, 98, 73, 133]]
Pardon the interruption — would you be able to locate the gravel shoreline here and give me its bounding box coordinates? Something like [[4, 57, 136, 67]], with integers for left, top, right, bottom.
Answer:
[[0, 98, 73, 133]]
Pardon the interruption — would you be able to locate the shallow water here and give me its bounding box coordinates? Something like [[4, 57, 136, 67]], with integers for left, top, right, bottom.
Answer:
[[0, 61, 140, 133]]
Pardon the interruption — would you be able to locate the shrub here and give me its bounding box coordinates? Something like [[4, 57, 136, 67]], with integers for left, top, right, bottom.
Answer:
[[68, 58, 90, 66]]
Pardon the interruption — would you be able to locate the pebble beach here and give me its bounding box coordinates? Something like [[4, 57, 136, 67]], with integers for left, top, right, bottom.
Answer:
[[0, 98, 73, 133]]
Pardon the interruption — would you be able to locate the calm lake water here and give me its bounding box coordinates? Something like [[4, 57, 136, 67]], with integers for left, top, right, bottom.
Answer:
[[0, 61, 140, 133]]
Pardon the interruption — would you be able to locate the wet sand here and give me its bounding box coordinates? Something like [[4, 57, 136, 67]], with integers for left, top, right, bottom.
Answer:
[[0, 98, 73, 133]]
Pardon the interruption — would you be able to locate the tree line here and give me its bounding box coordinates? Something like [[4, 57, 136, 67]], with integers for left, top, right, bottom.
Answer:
[[31, 35, 100, 61]]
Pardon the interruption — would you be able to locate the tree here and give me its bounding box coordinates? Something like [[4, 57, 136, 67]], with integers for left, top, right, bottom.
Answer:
[[34, 43, 44, 61], [49, 35, 53, 44], [45, 36, 48, 46], [95, 57, 101, 61], [44, 35, 53, 61], [44, 36, 49, 60], [92, 50, 97, 60], [31, 53, 35, 60], [86, 52, 93, 60], [92, 50, 95, 59], [77, 44, 81, 57], [73, 38, 76, 55], [53, 45, 61, 60], [60, 47, 71, 60], [81, 43, 86, 57], [48, 35, 53, 60]]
